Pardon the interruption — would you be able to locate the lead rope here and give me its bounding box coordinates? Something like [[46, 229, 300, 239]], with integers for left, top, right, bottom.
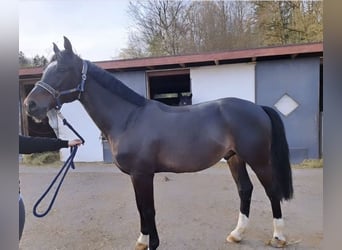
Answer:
[[33, 111, 85, 217]]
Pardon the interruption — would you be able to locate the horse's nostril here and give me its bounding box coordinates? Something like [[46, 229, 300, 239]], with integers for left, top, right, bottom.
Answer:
[[28, 100, 37, 111]]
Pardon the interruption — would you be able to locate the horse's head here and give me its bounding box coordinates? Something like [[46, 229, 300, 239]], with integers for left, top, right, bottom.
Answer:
[[24, 36, 85, 122]]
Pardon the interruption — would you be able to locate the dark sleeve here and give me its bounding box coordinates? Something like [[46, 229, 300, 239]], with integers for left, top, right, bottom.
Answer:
[[19, 135, 69, 154]]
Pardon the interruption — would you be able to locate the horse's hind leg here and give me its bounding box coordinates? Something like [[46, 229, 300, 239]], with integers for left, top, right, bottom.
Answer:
[[252, 164, 287, 248], [226, 155, 253, 243], [131, 174, 159, 250]]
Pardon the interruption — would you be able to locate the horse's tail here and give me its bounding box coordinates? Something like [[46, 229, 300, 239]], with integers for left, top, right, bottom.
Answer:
[[262, 106, 293, 201]]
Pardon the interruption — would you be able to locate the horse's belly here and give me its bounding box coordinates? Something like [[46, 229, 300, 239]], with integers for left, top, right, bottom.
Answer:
[[157, 156, 223, 173], [156, 143, 227, 173]]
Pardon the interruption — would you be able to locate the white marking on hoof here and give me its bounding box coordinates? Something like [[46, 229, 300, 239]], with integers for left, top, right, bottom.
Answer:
[[227, 233, 242, 243], [135, 233, 149, 250], [273, 218, 286, 242], [227, 212, 249, 243]]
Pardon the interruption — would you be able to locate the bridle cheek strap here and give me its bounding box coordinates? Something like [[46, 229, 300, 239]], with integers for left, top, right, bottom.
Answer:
[[34, 60, 88, 110]]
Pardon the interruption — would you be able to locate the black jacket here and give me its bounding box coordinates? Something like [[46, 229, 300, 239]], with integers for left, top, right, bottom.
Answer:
[[19, 135, 69, 154]]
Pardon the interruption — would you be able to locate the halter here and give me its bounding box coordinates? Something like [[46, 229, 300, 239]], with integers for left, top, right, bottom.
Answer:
[[35, 60, 88, 110]]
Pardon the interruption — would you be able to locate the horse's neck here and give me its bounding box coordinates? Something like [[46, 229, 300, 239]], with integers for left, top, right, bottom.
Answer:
[[80, 77, 139, 140]]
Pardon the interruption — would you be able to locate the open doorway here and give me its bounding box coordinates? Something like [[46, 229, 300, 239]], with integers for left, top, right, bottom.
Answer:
[[147, 69, 191, 106]]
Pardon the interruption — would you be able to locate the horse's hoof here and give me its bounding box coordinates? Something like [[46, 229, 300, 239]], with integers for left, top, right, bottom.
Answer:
[[135, 242, 148, 250], [226, 233, 242, 243], [267, 237, 287, 248]]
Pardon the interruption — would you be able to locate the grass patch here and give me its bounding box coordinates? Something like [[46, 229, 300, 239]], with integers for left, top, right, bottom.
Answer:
[[214, 158, 323, 169], [22, 151, 60, 165], [292, 158, 323, 169]]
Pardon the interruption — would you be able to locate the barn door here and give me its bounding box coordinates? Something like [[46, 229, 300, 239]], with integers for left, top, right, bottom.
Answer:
[[256, 57, 321, 164]]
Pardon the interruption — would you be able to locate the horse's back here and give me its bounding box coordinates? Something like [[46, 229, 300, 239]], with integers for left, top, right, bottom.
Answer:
[[137, 97, 271, 148]]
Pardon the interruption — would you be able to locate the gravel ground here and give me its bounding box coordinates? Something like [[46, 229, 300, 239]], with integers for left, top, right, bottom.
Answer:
[[19, 162, 322, 250]]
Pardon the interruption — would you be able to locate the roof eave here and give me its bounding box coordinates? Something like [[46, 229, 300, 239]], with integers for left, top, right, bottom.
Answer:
[[19, 42, 323, 77]]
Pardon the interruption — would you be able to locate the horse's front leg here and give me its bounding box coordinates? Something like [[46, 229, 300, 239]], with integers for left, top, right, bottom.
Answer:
[[131, 174, 159, 250]]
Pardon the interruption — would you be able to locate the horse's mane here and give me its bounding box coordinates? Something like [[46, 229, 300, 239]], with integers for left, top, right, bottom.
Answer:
[[86, 61, 147, 107]]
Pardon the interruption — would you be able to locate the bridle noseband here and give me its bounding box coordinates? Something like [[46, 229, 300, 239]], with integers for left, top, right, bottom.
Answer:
[[35, 60, 88, 110]]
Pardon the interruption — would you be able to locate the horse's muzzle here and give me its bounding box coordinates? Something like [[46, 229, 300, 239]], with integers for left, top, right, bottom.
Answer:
[[23, 99, 47, 122]]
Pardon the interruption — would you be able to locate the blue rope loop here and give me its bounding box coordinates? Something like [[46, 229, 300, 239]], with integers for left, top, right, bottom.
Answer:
[[33, 146, 78, 217], [33, 115, 84, 218]]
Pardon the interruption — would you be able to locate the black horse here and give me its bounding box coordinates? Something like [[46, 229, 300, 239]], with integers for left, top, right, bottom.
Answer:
[[24, 37, 293, 249]]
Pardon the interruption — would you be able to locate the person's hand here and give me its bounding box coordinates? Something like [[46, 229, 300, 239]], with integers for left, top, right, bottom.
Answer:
[[68, 139, 83, 147]]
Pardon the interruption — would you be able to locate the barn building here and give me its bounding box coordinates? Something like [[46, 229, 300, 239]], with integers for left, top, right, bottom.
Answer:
[[19, 43, 323, 164]]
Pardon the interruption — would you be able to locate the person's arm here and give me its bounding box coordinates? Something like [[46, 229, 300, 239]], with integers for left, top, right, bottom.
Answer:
[[19, 135, 69, 154]]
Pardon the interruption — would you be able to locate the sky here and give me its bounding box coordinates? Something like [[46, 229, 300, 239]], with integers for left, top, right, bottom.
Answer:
[[19, 1, 131, 62]]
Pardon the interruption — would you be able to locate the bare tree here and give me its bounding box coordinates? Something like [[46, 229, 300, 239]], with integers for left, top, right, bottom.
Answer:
[[19, 51, 48, 68], [120, 0, 322, 59], [32, 55, 48, 67], [124, 0, 191, 57], [119, 32, 147, 59], [19, 51, 30, 67]]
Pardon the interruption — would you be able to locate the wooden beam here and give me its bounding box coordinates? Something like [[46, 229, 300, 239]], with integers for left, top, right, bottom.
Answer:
[[147, 69, 190, 77]]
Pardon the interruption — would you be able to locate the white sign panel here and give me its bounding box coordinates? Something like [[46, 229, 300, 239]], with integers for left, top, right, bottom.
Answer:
[[190, 63, 255, 104], [58, 101, 103, 162]]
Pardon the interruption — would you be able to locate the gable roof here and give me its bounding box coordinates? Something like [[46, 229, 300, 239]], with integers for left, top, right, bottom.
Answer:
[[19, 42, 323, 79]]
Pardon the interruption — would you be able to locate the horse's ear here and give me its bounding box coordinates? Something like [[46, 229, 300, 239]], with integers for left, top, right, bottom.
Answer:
[[53, 42, 62, 61], [53, 42, 60, 54], [63, 36, 73, 54]]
